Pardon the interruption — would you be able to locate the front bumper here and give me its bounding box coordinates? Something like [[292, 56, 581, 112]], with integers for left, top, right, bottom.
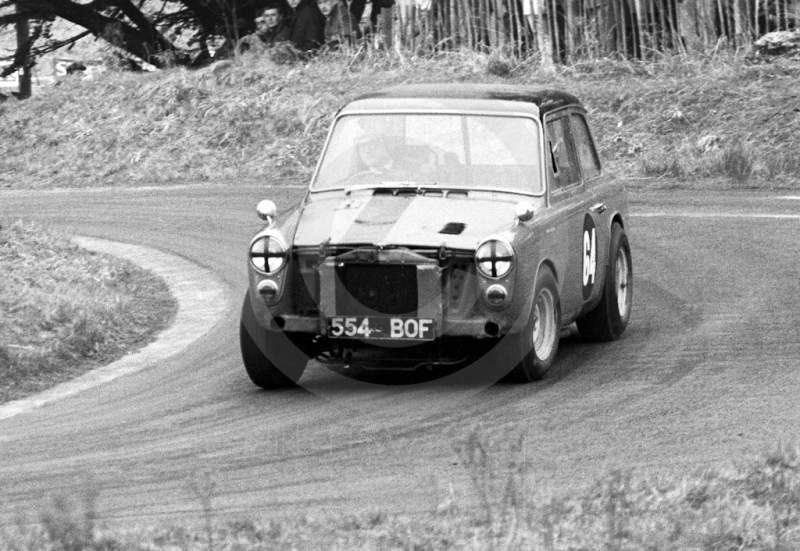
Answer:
[[249, 245, 525, 340]]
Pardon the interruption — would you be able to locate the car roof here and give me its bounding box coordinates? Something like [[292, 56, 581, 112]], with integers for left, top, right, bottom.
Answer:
[[342, 84, 583, 119]]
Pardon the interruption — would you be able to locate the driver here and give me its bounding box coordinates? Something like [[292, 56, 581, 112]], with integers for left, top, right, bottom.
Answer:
[[355, 134, 397, 175], [352, 122, 436, 181]]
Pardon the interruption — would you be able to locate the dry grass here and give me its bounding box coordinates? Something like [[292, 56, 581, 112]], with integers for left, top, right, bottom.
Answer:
[[0, 49, 798, 191], [3, 434, 800, 550], [0, 219, 177, 403]]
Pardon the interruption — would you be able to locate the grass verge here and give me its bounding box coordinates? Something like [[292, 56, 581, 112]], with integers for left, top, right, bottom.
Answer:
[[0, 219, 177, 404], [0, 49, 798, 191], [3, 435, 800, 550]]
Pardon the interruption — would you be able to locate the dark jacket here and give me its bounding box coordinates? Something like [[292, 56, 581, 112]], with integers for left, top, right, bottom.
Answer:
[[288, 0, 326, 52], [259, 20, 292, 46], [324, 0, 361, 46]]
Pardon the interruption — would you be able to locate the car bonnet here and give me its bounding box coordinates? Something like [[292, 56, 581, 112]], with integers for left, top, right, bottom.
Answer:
[[292, 191, 540, 251]]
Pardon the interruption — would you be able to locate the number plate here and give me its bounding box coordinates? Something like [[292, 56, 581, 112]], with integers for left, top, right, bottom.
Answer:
[[327, 316, 435, 341]]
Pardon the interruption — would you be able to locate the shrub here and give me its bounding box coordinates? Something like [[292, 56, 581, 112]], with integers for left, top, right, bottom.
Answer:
[[717, 139, 754, 184], [486, 56, 514, 77], [765, 150, 800, 182], [40, 479, 99, 551], [642, 156, 685, 179]]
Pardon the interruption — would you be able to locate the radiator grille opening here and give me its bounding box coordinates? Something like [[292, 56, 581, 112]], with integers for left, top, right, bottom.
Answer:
[[292, 255, 320, 315], [443, 260, 473, 314], [335, 264, 417, 316]]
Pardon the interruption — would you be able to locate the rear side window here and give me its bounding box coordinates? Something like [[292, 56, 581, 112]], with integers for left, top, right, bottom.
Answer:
[[546, 117, 579, 191], [571, 114, 601, 180]]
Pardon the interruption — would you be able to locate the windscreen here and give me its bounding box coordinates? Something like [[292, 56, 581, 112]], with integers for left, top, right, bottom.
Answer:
[[312, 113, 543, 194]]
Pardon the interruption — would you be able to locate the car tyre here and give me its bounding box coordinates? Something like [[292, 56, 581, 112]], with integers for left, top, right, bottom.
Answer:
[[507, 266, 561, 382], [577, 222, 632, 342], [239, 292, 310, 388]]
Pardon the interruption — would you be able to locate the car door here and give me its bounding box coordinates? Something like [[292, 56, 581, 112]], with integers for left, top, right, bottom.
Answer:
[[569, 110, 611, 309], [544, 110, 587, 319]]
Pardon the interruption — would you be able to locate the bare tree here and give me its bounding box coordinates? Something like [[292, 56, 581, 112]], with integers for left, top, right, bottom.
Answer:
[[0, 0, 274, 75]]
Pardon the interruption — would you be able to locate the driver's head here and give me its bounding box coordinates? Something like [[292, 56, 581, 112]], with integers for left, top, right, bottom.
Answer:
[[354, 117, 396, 172], [356, 134, 392, 171]]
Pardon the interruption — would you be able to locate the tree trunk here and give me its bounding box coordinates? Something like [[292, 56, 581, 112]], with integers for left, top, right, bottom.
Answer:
[[382, 4, 393, 49], [15, 2, 31, 98], [534, 0, 553, 65], [565, 0, 574, 60]]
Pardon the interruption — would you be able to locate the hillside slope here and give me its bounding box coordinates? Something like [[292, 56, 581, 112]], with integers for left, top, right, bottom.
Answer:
[[1, 50, 798, 190]]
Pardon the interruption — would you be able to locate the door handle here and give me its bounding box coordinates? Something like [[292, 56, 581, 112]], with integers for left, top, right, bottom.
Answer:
[[590, 203, 606, 214]]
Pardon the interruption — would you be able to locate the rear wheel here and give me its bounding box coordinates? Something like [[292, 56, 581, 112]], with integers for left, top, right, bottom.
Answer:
[[577, 222, 632, 342], [507, 266, 561, 382], [239, 292, 311, 388]]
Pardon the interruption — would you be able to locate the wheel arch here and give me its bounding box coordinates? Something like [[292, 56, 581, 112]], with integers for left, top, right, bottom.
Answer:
[[538, 259, 562, 317], [514, 258, 561, 333], [537, 258, 559, 288]]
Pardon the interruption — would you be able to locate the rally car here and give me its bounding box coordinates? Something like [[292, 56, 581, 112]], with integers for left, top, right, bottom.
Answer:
[[240, 84, 632, 388]]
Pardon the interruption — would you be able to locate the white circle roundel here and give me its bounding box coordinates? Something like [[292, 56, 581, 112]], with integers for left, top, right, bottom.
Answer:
[[582, 214, 597, 300]]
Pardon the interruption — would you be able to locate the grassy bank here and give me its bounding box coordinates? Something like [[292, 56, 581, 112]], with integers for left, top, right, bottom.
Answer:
[[0, 50, 798, 191], [4, 438, 800, 550], [0, 220, 177, 403]]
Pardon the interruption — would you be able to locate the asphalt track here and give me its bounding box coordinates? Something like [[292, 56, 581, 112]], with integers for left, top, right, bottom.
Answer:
[[1, 186, 799, 526]]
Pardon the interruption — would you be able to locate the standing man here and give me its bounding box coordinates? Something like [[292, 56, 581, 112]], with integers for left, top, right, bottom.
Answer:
[[319, 0, 361, 48], [348, 0, 394, 37], [256, 3, 291, 46], [287, 0, 326, 53]]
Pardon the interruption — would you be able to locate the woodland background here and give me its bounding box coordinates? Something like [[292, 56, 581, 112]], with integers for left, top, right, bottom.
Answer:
[[1, 0, 798, 81]]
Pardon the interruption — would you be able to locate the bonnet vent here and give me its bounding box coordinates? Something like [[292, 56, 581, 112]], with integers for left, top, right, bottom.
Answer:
[[439, 222, 466, 235]]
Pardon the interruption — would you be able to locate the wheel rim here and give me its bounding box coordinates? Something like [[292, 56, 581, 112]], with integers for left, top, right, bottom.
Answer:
[[615, 247, 631, 320], [532, 288, 557, 359]]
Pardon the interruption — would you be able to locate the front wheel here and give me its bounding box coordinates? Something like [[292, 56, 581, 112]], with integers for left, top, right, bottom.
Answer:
[[507, 266, 561, 383], [239, 292, 311, 389], [577, 222, 632, 342]]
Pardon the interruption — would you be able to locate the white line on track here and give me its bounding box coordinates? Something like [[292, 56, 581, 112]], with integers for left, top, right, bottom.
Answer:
[[632, 212, 800, 219], [0, 183, 303, 196], [0, 237, 229, 422], [779, 196, 800, 201]]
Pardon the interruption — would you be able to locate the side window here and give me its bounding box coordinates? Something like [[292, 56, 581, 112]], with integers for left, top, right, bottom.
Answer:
[[546, 116, 579, 191], [571, 114, 601, 180]]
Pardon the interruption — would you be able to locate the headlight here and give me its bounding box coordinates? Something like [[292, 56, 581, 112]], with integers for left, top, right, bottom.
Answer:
[[475, 239, 514, 278], [485, 284, 508, 306], [249, 235, 287, 274]]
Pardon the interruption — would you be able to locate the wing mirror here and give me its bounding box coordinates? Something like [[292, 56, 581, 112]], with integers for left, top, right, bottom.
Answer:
[[256, 200, 277, 227], [514, 202, 534, 224]]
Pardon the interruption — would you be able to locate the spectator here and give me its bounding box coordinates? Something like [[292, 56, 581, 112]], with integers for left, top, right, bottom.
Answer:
[[256, 4, 292, 46], [286, 0, 326, 53], [348, 0, 395, 36], [319, 0, 361, 48], [212, 16, 257, 60], [213, 4, 289, 61]]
